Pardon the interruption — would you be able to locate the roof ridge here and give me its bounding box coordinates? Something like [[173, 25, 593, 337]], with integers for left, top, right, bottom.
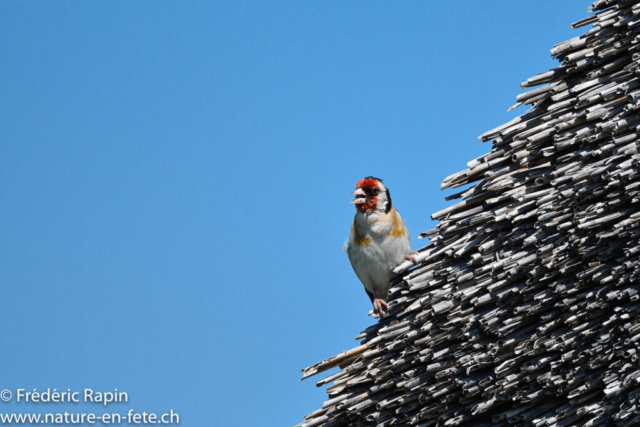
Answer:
[[299, 1, 640, 425]]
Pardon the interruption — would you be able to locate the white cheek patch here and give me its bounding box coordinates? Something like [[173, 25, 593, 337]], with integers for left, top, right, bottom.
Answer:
[[375, 183, 389, 210]]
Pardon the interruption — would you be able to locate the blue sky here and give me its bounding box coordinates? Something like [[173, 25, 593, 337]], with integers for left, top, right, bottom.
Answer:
[[1, 1, 588, 425]]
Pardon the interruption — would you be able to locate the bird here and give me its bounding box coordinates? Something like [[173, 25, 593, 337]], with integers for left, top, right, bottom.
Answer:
[[344, 176, 416, 316]]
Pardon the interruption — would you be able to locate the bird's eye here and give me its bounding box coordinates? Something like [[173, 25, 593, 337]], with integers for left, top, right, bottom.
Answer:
[[370, 188, 380, 195]]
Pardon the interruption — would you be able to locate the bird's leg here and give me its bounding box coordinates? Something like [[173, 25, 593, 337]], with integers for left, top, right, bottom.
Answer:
[[372, 292, 388, 316], [405, 251, 418, 264]]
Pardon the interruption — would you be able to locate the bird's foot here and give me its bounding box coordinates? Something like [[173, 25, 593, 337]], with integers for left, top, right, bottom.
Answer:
[[373, 298, 388, 316], [405, 251, 418, 264]]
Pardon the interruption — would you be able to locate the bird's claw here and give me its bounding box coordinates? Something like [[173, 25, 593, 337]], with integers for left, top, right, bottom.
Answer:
[[373, 298, 388, 316], [405, 251, 418, 264]]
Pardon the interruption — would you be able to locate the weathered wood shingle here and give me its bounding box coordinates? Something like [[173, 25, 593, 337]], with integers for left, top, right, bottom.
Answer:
[[300, 1, 640, 425]]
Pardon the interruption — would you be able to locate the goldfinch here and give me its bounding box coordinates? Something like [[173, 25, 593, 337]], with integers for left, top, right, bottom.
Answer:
[[344, 177, 414, 316]]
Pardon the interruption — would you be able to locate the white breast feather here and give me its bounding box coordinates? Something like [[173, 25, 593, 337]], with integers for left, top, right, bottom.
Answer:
[[346, 209, 411, 301]]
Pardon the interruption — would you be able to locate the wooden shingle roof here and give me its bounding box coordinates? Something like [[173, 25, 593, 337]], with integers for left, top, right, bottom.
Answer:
[[299, 1, 640, 426]]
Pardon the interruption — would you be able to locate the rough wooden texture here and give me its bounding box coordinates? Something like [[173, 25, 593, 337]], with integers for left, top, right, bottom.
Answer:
[[300, 1, 640, 426]]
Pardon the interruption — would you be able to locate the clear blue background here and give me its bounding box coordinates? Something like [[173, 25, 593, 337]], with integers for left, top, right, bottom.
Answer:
[[1, 1, 588, 425]]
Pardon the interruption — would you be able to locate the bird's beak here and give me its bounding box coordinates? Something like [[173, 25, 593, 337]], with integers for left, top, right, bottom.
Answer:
[[350, 188, 367, 204]]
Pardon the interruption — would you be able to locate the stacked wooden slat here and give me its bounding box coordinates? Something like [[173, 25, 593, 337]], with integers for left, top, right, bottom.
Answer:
[[299, 1, 640, 425]]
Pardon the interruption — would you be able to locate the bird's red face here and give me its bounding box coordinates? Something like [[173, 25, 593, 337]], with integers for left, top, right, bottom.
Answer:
[[351, 177, 382, 213]]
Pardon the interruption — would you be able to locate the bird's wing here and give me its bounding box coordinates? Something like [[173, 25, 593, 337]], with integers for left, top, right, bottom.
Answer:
[[365, 288, 374, 303]]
